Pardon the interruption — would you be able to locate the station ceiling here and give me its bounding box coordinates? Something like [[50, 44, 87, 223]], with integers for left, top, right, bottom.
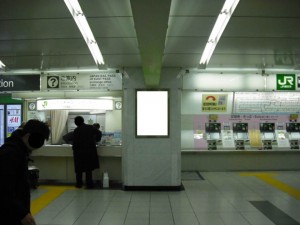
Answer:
[[1, 0, 300, 87]]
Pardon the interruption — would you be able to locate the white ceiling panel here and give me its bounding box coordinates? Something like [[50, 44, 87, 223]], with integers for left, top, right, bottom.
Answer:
[[216, 38, 300, 54], [0, 39, 87, 55], [170, 0, 223, 16], [167, 17, 215, 37], [209, 54, 277, 69], [97, 38, 139, 54], [1, 0, 300, 87], [0, 19, 78, 39], [164, 37, 206, 54], [163, 54, 200, 68], [88, 18, 136, 37], [235, 0, 300, 17], [224, 18, 300, 38], [0, 1, 69, 19], [81, 0, 132, 17]]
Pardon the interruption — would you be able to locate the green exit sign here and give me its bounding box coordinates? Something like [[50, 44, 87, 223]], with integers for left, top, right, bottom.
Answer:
[[276, 74, 296, 90]]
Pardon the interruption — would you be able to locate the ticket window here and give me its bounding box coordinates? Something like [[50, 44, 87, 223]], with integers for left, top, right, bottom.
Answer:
[[205, 122, 221, 150], [233, 123, 248, 150], [260, 123, 275, 150], [286, 123, 300, 149]]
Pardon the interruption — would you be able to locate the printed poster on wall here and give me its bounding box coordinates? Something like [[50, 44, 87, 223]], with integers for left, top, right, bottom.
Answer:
[[202, 94, 227, 112], [6, 105, 22, 137]]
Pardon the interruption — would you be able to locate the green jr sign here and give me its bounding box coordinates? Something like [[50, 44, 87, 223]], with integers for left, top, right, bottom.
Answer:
[[276, 74, 296, 90]]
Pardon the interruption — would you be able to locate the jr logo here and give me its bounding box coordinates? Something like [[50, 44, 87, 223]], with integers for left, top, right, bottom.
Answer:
[[277, 74, 295, 90], [278, 76, 294, 85]]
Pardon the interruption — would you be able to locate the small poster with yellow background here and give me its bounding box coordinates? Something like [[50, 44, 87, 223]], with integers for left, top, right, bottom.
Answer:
[[202, 94, 228, 112]]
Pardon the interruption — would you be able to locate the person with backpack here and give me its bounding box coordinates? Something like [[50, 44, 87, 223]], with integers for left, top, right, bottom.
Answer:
[[0, 120, 50, 225]]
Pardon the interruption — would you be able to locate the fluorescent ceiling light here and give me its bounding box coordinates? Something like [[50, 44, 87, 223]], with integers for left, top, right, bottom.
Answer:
[[199, 0, 240, 66], [0, 60, 6, 69], [64, 0, 105, 66]]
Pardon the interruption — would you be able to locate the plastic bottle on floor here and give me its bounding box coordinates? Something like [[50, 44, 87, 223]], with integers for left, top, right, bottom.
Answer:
[[103, 172, 109, 188]]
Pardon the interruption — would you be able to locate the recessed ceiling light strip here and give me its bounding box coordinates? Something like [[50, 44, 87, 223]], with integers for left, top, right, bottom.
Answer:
[[199, 0, 240, 66], [0, 60, 6, 69], [64, 0, 105, 65]]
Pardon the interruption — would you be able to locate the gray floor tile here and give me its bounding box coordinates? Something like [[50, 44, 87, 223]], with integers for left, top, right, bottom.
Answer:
[[33, 171, 300, 225]]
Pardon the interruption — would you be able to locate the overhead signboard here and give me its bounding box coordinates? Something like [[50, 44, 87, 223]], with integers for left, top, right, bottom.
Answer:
[[42, 72, 122, 91], [276, 74, 296, 90], [36, 99, 113, 110], [0, 75, 40, 92]]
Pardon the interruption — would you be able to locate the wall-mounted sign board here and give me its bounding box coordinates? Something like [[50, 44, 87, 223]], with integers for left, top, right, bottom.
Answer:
[[0, 75, 40, 92], [37, 99, 113, 110], [234, 92, 300, 114], [42, 73, 122, 91]]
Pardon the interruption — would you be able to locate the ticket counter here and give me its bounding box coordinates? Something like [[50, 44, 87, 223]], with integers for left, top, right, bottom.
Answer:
[[31, 145, 122, 183]]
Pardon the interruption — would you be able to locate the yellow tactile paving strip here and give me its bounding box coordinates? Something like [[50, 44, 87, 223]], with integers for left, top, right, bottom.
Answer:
[[241, 172, 300, 200], [31, 185, 75, 216]]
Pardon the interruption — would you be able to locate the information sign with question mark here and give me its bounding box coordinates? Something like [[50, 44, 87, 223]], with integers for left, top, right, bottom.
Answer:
[[47, 76, 59, 88]]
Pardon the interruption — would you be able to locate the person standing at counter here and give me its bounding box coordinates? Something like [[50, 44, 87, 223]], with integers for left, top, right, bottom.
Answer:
[[0, 119, 50, 225], [72, 116, 102, 189]]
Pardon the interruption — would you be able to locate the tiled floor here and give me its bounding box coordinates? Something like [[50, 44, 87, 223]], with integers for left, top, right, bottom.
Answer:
[[31, 171, 300, 225]]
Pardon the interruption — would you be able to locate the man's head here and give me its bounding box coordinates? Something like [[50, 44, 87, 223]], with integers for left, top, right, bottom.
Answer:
[[74, 116, 84, 127], [93, 123, 100, 130], [21, 120, 50, 150]]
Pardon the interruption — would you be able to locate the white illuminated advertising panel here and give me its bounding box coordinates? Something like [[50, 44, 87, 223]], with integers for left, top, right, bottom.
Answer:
[[136, 90, 169, 137]]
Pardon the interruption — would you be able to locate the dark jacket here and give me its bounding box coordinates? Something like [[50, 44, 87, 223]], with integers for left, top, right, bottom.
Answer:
[[0, 134, 31, 225], [63, 131, 74, 144], [72, 124, 102, 173]]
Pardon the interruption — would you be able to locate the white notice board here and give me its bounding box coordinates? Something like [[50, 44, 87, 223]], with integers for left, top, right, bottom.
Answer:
[[234, 92, 300, 114]]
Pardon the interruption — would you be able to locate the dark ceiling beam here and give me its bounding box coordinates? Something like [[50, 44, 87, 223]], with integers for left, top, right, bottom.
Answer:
[[130, 0, 171, 87]]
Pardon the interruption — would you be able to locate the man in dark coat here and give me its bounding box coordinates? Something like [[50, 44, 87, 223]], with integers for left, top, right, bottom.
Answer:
[[0, 120, 50, 225], [72, 116, 102, 189]]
